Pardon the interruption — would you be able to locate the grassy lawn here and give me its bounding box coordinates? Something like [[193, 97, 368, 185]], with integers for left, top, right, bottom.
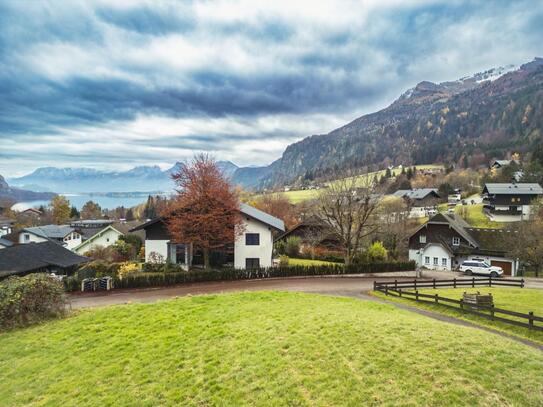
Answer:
[[454, 203, 505, 228], [374, 287, 543, 344], [286, 257, 341, 266], [268, 164, 445, 203], [1, 292, 542, 406]]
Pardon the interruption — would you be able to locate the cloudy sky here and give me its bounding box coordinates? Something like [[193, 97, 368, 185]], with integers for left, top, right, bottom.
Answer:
[[1, 0, 542, 177]]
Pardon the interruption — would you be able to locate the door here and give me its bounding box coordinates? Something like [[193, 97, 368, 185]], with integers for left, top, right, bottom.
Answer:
[[490, 260, 512, 276]]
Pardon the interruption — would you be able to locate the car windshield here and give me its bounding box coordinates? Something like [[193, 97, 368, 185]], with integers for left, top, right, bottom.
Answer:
[[480, 262, 490, 268]]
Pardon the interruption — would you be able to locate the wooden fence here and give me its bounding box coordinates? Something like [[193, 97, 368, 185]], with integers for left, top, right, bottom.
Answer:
[[373, 278, 542, 332]]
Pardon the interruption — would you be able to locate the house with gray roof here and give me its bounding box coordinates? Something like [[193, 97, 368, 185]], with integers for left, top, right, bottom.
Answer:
[[131, 203, 285, 270], [409, 213, 519, 275], [392, 188, 441, 218], [18, 225, 82, 250], [482, 182, 543, 221], [0, 241, 89, 278]]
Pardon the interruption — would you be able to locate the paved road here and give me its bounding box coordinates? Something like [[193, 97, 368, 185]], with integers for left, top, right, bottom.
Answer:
[[69, 276, 397, 309]]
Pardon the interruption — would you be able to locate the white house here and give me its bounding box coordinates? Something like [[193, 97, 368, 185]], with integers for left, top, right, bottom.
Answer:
[[0, 216, 14, 237], [72, 225, 123, 255], [131, 203, 285, 270], [19, 225, 82, 250], [408, 213, 519, 275]]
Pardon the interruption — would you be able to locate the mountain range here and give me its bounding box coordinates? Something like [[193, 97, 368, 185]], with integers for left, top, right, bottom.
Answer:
[[6, 57, 543, 193], [7, 161, 240, 194], [0, 175, 55, 203]]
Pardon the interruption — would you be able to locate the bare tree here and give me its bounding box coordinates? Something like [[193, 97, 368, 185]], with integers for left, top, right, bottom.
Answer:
[[314, 177, 379, 265]]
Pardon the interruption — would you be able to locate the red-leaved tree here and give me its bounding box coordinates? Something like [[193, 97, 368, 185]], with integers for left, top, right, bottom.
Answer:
[[165, 154, 243, 269]]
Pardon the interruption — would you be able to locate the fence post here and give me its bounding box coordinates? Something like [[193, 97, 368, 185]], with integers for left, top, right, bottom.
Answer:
[[399, 289, 402, 297], [433, 278, 436, 289], [528, 312, 534, 330], [394, 279, 398, 290], [385, 285, 388, 296], [415, 290, 419, 302], [489, 276, 492, 287], [472, 277, 475, 288], [490, 304, 494, 320], [521, 279, 525, 288], [434, 293, 438, 304], [414, 279, 417, 290], [453, 278, 456, 288], [373, 281, 376, 290]]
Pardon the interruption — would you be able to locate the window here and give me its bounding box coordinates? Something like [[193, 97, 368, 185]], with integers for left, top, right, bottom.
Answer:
[[24, 234, 30, 242], [245, 233, 260, 246], [419, 235, 426, 243], [452, 237, 460, 246], [245, 258, 260, 269], [433, 257, 439, 266], [424, 256, 430, 265], [442, 258, 447, 267]]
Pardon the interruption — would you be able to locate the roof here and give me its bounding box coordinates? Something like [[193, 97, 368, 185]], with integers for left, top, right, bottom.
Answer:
[[465, 228, 515, 253], [0, 238, 14, 248], [0, 241, 89, 277], [413, 213, 513, 256], [392, 188, 440, 200], [132, 204, 285, 233], [240, 203, 285, 231], [22, 225, 75, 239], [70, 219, 115, 228], [483, 183, 543, 195], [0, 216, 14, 226]]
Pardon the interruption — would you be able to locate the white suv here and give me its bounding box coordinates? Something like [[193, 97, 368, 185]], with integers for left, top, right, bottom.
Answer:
[[459, 260, 503, 277]]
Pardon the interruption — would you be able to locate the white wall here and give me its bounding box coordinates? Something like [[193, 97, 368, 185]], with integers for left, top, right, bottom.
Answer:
[[19, 232, 48, 244], [234, 217, 274, 269], [0, 226, 11, 237], [411, 244, 451, 271], [63, 231, 82, 250], [74, 229, 122, 254], [145, 239, 170, 263]]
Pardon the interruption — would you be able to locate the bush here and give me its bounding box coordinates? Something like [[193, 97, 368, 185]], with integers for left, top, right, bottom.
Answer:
[[279, 255, 289, 266], [118, 262, 141, 279], [0, 274, 66, 330], [63, 260, 416, 292], [285, 236, 301, 257], [76, 261, 121, 279], [110, 261, 415, 290], [366, 241, 388, 262]]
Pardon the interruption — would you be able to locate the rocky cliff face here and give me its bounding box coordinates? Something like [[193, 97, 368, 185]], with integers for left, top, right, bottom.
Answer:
[[249, 58, 543, 188], [0, 174, 56, 203]]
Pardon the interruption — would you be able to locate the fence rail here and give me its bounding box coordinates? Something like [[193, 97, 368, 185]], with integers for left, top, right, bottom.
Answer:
[[373, 278, 542, 332], [373, 277, 524, 291]]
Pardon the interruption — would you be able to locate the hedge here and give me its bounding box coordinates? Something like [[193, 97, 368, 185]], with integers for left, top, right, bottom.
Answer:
[[0, 274, 66, 330], [65, 261, 415, 291]]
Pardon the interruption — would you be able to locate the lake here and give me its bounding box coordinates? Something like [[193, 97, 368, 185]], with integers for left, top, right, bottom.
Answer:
[[11, 193, 161, 211]]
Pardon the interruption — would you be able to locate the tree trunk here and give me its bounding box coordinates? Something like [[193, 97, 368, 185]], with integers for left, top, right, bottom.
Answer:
[[203, 248, 210, 270]]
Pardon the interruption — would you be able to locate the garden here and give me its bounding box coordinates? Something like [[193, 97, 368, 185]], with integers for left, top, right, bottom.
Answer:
[[0, 291, 542, 406]]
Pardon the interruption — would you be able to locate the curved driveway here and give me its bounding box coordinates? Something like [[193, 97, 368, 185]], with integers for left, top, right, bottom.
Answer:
[[69, 276, 404, 309]]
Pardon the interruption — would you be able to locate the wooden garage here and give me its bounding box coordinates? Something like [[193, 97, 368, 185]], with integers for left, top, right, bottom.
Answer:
[[491, 260, 512, 276]]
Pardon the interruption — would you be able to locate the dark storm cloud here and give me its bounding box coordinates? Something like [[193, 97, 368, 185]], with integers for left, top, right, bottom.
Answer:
[[1, 0, 542, 175]]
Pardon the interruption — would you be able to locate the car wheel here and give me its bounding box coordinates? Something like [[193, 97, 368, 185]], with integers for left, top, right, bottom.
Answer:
[[490, 271, 498, 278], [465, 270, 472, 276]]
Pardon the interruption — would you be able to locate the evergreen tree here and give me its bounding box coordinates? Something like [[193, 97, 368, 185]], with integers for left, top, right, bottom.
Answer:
[[70, 206, 80, 219]]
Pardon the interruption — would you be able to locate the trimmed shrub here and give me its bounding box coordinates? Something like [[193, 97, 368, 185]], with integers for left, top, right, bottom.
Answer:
[[76, 261, 121, 279], [285, 236, 302, 257], [111, 261, 415, 290], [0, 274, 66, 330]]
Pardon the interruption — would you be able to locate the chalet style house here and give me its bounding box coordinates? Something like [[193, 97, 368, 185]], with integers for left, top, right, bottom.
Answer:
[[482, 183, 543, 221], [275, 217, 341, 255], [392, 188, 441, 218], [409, 213, 518, 275], [132, 203, 285, 270]]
